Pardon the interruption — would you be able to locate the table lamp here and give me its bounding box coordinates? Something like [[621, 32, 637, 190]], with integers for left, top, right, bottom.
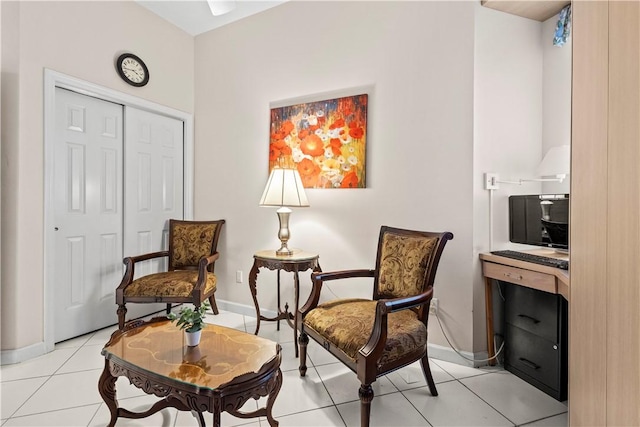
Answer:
[[537, 144, 570, 182], [259, 167, 309, 256]]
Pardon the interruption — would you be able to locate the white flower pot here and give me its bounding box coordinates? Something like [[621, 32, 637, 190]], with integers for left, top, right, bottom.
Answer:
[[185, 329, 202, 347]]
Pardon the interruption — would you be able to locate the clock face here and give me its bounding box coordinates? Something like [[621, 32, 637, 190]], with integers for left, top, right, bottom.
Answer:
[[116, 53, 149, 87]]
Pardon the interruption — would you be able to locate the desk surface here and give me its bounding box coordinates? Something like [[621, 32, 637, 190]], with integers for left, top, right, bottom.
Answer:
[[480, 249, 569, 301]]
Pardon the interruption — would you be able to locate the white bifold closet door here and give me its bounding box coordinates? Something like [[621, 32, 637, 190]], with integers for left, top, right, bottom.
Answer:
[[122, 106, 184, 320], [53, 88, 184, 342]]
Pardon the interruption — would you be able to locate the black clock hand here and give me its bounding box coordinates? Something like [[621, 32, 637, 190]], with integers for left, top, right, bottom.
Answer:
[[123, 67, 143, 78]]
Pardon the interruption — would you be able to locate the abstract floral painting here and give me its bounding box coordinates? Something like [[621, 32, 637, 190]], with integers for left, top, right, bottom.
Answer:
[[269, 94, 367, 188]]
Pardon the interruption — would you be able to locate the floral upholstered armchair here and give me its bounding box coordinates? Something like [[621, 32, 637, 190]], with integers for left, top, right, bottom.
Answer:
[[116, 219, 225, 329], [298, 226, 453, 427]]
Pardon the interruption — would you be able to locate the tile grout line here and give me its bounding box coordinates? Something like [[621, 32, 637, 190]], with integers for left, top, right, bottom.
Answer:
[[456, 375, 518, 426], [397, 386, 435, 427], [308, 363, 348, 427], [3, 339, 88, 421]]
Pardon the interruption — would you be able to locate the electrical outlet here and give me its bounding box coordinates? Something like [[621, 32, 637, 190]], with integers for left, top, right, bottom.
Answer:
[[429, 298, 439, 316], [485, 172, 499, 190], [236, 270, 243, 284]]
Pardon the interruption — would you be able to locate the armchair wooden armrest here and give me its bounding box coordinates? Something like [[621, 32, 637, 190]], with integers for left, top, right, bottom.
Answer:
[[311, 269, 375, 282], [380, 287, 434, 314], [193, 252, 220, 293], [117, 251, 170, 291], [359, 287, 435, 369], [300, 269, 375, 316]]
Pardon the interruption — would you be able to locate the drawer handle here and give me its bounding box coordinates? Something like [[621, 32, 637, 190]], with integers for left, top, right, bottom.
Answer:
[[503, 272, 523, 281], [517, 314, 541, 324], [519, 358, 541, 370]]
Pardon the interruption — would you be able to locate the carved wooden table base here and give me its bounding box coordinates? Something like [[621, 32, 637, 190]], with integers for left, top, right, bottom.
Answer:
[[249, 250, 321, 357], [99, 317, 282, 427]]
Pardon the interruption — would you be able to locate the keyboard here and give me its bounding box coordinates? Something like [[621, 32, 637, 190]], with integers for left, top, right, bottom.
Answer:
[[490, 250, 569, 270]]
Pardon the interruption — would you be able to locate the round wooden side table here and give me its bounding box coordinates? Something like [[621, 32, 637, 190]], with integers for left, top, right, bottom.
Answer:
[[249, 250, 321, 357]]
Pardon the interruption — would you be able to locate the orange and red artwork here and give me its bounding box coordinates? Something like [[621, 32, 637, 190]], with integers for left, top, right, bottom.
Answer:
[[269, 94, 367, 189]]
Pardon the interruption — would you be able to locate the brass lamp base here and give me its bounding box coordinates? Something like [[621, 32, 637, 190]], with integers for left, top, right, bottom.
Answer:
[[275, 207, 293, 256], [276, 246, 294, 256]]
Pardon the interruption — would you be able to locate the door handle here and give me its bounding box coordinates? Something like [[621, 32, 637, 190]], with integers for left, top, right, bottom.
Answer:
[[54, 227, 59, 231], [503, 272, 523, 281]]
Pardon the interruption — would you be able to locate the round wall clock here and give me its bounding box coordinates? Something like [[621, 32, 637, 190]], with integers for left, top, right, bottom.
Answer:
[[116, 53, 149, 87]]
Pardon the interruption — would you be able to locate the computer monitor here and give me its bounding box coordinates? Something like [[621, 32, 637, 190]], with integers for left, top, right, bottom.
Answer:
[[508, 194, 569, 251]]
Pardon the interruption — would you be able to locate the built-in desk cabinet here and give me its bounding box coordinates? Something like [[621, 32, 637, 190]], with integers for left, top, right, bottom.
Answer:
[[480, 251, 569, 402], [503, 283, 568, 401]]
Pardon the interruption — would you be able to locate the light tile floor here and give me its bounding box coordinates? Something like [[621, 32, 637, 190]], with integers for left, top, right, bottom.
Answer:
[[1, 310, 568, 426]]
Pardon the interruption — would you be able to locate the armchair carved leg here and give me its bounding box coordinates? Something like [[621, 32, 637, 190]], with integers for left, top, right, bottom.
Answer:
[[420, 355, 439, 396], [298, 332, 309, 377], [209, 295, 219, 315], [359, 383, 374, 427], [117, 304, 127, 330]]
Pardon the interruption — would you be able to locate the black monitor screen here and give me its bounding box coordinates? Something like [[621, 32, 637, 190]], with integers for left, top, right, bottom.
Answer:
[[508, 194, 569, 250]]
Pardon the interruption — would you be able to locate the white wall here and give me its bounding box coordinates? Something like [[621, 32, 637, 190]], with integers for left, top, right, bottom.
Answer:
[[195, 1, 477, 354], [474, 5, 544, 253], [0, 1, 194, 352], [473, 5, 543, 353], [473, 5, 571, 353], [542, 14, 572, 195]]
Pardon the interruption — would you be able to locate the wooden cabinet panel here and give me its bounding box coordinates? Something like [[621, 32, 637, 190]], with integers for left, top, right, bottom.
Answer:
[[606, 2, 640, 424], [484, 262, 556, 294], [571, 1, 640, 425]]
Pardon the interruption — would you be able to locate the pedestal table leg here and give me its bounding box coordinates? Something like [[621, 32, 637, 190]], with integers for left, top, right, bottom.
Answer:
[[98, 359, 119, 427], [293, 270, 300, 357], [249, 261, 261, 335], [276, 270, 281, 331]]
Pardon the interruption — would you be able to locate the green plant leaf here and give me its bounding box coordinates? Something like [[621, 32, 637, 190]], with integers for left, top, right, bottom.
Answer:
[[168, 301, 211, 332]]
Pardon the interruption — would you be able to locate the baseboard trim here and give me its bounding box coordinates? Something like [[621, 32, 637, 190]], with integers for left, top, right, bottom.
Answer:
[[215, 299, 277, 319], [427, 342, 490, 368], [1, 341, 47, 365]]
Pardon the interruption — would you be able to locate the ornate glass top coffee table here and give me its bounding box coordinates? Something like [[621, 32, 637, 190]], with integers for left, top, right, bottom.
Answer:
[[99, 317, 282, 427]]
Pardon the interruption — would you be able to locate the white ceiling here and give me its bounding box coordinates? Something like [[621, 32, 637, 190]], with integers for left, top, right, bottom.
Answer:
[[135, 0, 288, 36]]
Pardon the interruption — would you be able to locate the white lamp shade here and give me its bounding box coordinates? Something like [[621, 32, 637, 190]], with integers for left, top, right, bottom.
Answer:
[[259, 168, 310, 207], [538, 145, 570, 177]]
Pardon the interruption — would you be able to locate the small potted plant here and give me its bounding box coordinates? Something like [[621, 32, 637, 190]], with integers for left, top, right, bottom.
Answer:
[[168, 301, 211, 346]]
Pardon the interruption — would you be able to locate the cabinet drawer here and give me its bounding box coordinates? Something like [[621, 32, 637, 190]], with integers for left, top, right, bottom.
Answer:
[[484, 262, 556, 294], [505, 325, 565, 400], [505, 283, 560, 342]]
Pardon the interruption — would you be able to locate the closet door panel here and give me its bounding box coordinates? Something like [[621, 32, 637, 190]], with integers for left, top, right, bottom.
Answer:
[[123, 107, 184, 320]]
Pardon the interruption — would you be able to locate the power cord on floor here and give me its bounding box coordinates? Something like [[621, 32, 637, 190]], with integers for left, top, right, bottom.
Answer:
[[433, 310, 504, 364]]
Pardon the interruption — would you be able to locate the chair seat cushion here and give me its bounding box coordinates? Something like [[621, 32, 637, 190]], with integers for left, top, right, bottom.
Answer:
[[123, 271, 217, 298], [303, 299, 427, 366]]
